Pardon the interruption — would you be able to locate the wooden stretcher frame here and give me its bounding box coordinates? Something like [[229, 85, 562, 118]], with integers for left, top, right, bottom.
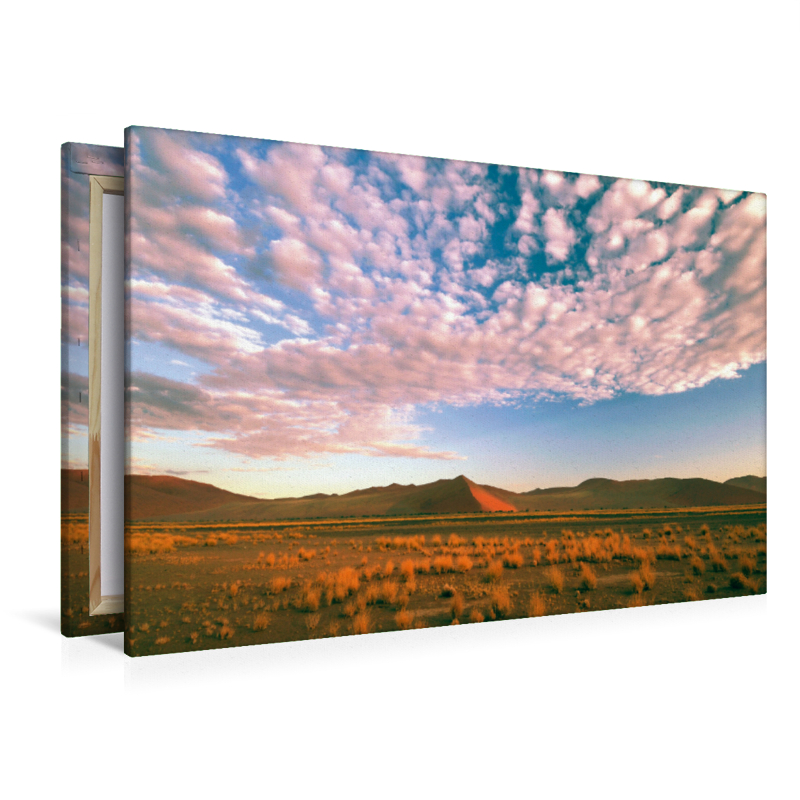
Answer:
[[88, 174, 125, 615]]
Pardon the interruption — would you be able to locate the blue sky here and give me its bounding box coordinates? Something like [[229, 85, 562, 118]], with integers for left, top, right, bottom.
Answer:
[[107, 126, 767, 498]]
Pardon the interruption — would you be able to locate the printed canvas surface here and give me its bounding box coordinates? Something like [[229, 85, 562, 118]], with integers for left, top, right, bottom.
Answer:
[[61, 143, 124, 636], [124, 126, 766, 656]]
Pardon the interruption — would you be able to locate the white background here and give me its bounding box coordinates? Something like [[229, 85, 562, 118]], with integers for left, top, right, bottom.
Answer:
[[1, 2, 797, 798]]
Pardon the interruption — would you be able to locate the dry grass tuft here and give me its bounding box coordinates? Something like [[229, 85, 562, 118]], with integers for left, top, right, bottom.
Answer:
[[305, 613, 321, 632], [469, 608, 485, 623], [730, 573, 759, 594], [379, 580, 400, 605], [485, 560, 504, 582], [432, 554, 455, 574], [639, 562, 656, 590], [689, 555, 706, 575], [579, 563, 598, 590], [352, 611, 373, 635], [270, 576, 292, 594], [440, 583, 456, 597], [527, 591, 547, 617], [547, 565, 564, 594], [252, 612, 270, 631], [489, 586, 513, 618], [455, 555, 474, 573], [333, 567, 360, 601], [395, 609, 415, 630], [683, 587, 701, 602], [400, 559, 416, 581], [450, 593, 465, 619], [383, 560, 395, 577], [630, 572, 645, 595], [739, 555, 756, 576], [503, 550, 524, 569]]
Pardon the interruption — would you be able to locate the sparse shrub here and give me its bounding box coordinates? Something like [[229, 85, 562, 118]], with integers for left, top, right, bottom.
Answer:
[[333, 567, 360, 601], [400, 559, 415, 581], [383, 560, 395, 577], [630, 572, 644, 595], [639, 562, 656, 590], [730, 573, 759, 593], [656, 542, 682, 560], [447, 534, 466, 547], [689, 555, 706, 575], [450, 593, 465, 619], [545, 539, 560, 564], [298, 547, 316, 561], [740, 555, 756, 576], [433, 555, 455, 573], [380, 580, 399, 605], [455, 555, 473, 573], [300, 585, 322, 612], [305, 614, 321, 632], [352, 611, 373, 635], [416, 558, 431, 574], [527, 592, 546, 617], [343, 600, 357, 617], [579, 563, 598, 590], [531, 546, 542, 566], [503, 550, 524, 569], [547, 566, 564, 594], [253, 612, 270, 631], [431, 535, 442, 547], [217, 624, 234, 639], [228, 581, 241, 598], [469, 608, 485, 623], [485, 560, 504, 582], [490, 586, 513, 618], [708, 545, 728, 573], [395, 609, 415, 630], [270, 576, 292, 594]]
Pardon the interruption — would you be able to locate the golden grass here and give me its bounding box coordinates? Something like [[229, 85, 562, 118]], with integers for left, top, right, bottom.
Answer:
[[395, 609, 415, 630], [432, 554, 454, 573], [333, 566, 360, 601], [269, 576, 292, 594], [730, 573, 760, 593], [352, 611, 373, 635], [469, 608, 485, 623], [639, 562, 656, 590], [656, 542, 682, 560], [579, 563, 598, 590], [455, 555, 474, 573], [400, 559, 415, 581], [503, 550, 524, 569], [253, 612, 270, 631], [708, 544, 728, 573], [630, 572, 645, 595], [739, 555, 756, 576], [383, 560, 395, 577], [689, 555, 706, 575], [305, 613, 321, 632], [447, 534, 466, 547], [527, 591, 546, 617], [489, 586, 512, 618], [547, 565, 564, 594], [380, 580, 400, 605], [450, 593, 465, 619], [485, 560, 504, 582]]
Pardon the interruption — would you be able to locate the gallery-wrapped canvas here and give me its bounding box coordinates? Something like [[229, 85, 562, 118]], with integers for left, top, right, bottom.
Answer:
[[61, 143, 125, 636], [123, 126, 766, 656]]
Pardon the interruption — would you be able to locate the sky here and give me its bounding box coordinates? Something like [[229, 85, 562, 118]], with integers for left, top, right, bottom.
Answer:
[[65, 126, 767, 498]]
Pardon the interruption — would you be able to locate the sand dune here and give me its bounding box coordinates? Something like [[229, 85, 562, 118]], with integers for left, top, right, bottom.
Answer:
[[115, 471, 766, 522]]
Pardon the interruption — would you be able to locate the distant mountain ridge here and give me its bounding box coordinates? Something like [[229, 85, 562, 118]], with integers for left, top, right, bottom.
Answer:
[[75, 470, 766, 522], [724, 475, 767, 494]]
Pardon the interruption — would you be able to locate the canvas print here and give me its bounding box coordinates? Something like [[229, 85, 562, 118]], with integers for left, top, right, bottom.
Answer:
[[61, 143, 124, 636], [124, 126, 766, 656]]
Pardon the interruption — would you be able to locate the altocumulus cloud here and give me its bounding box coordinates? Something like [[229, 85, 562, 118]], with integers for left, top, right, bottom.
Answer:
[[118, 127, 766, 461]]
